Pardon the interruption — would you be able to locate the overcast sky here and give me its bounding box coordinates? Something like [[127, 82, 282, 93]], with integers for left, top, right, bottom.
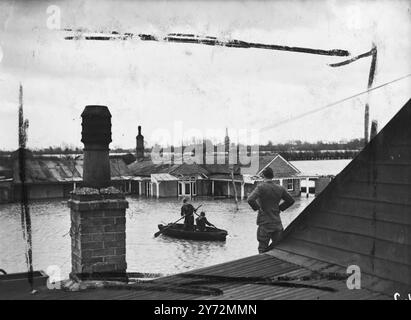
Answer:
[[0, 0, 410, 150]]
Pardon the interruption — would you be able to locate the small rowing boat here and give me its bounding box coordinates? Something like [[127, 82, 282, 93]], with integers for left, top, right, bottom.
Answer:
[[157, 223, 228, 241]]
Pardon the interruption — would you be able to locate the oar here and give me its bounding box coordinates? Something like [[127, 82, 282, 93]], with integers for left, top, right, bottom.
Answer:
[[154, 204, 203, 238], [154, 215, 185, 238]]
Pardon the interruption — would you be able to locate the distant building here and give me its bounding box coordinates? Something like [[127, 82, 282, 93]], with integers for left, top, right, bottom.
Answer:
[[127, 153, 302, 199], [10, 154, 132, 201], [242, 154, 302, 198]]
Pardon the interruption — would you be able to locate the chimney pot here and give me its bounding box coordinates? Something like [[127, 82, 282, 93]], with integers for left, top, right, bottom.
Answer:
[[81, 105, 111, 188]]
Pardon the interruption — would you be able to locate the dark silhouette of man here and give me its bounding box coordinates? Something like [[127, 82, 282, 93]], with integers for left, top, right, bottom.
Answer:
[[247, 167, 295, 253], [180, 197, 195, 230]]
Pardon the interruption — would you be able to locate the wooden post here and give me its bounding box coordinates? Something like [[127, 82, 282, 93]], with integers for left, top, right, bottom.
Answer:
[[370, 120, 378, 140], [364, 44, 377, 145], [241, 182, 245, 200], [230, 168, 239, 210], [139, 181, 142, 196], [156, 182, 160, 199], [211, 180, 215, 196]]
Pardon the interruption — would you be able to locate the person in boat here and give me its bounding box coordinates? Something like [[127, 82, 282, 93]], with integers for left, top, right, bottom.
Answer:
[[196, 211, 215, 232], [247, 167, 295, 254], [180, 197, 195, 230]]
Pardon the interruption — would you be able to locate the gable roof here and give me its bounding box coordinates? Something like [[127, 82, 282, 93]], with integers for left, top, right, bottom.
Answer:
[[169, 162, 209, 177], [128, 159, 211, 178], [274, 98, 411, 296], [256, 154, 300, 177], [127, 159, 177, 176]]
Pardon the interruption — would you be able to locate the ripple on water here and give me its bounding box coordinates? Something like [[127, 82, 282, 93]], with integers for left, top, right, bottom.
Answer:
[[0, 196, 313, 279]]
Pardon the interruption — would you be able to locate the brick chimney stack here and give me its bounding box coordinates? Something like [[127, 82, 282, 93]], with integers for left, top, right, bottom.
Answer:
[[136, 125, 144, 161], [68, 105, 128, 281]]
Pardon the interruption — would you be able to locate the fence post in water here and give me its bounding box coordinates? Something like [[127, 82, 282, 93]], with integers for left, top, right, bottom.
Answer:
[[68, 105, 128, 281]]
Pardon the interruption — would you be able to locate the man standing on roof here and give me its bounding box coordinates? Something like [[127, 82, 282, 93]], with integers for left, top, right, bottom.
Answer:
[[247, 167, 295, 253], [181, 197, 195, 230]]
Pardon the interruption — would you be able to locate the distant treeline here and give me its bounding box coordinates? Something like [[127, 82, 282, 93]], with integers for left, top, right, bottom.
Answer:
[[260, 138, 365, 152], [0, 138, 364, 160], [260, 138, 364, 160], [278, 150, 359, 161]]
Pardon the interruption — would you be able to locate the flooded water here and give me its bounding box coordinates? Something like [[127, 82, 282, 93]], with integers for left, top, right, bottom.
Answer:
[[0, 196, 313, 279]]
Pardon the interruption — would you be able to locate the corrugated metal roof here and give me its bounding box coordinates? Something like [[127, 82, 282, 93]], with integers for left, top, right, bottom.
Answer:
[[13, 157, 131, 184], [169, 162, 209, 177], [4, 253, 388, 300], [127, 159, 178, 176]]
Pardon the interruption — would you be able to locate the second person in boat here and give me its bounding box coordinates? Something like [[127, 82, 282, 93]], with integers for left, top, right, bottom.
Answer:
[[196, 212, 215, 232]]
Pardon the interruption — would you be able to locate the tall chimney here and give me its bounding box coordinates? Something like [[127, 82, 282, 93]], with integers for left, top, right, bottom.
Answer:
[[81, 105, 111, 188], [136, 125, 144, 161], [69, 105, 128, 281]]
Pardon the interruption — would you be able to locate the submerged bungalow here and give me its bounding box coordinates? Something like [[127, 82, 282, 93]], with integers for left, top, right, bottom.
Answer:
[[127, 154, 302, 199], [126, 127, 303, 199], [9, 153, 132, 201]]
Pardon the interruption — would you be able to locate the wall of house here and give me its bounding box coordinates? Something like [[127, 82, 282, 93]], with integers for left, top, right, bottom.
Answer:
[[212, 180, 242, 198], [281, 178, 301, 197], [130, 181, 140, 194], [0, 180, 13, 203], [110, 180, 132, 193], [63, 183, 75, 197], [196, 180, 211, 196], [213, 180, 229, 197], [13, 184, 65, 200], [159, 181, 178, 197], [243, 178, 301, 199]]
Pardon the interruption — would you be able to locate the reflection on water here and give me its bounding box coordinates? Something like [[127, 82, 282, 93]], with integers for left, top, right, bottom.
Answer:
[[0, 196, 313, 279]]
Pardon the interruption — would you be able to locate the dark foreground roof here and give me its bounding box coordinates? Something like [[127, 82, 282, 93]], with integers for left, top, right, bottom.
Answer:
[[1, 253, 387, 300], [276, 98, 411, 296]]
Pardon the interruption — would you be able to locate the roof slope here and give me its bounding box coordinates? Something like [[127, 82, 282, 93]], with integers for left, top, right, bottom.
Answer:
[[276, 98, 411, 296], [13, 158, 131, 183], [169, 162, 209, 177], [127, 159, 177, 176], [4, 253, 387, 300], [256, 154, 300, 177]]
